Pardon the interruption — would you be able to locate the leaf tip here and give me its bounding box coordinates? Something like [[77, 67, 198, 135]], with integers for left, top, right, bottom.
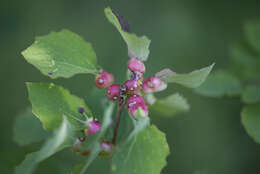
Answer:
[[194, 62, 215, 88], [111, 9, 130, 32], [209, 62, 215, 70]]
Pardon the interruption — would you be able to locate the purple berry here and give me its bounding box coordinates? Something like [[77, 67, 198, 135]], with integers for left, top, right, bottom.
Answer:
[[126, 95, 148, 117], [107, 84, 121, 101], [142, 77, 167, 93], [95, 71, 114, 89], [78, 107, 85, 114], [128, 58, 145, 74], [124, 80, 139, 94], [84, 119, 101, 136]]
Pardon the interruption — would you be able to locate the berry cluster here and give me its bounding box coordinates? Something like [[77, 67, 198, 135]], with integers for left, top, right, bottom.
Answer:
[[95, 57, 167, 118], [74, 56, 167, 154]]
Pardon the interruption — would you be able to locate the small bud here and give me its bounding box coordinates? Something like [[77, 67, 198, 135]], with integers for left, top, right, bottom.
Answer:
[[130, 71, 143, 81], [84, 119, 101, 136], [100, 141, 113, 152], [142, 77, 167, 93], [124, 80, 139, 94], [128, 58, 145, 74], [126, 95, 148, 118], [99, 141, 113, 158], [120, 84, 127, 95], [78, 107, 85, 114], [107, 84, 121, 101], [78, 137, 86, 142], [95, 72, 114, 89]]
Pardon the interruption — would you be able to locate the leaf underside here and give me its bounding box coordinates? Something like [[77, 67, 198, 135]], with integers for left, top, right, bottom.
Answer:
[[159, 63, 214, 88], [151, 93, 190, 116]]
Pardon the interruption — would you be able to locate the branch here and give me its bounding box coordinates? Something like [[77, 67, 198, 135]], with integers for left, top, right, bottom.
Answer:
[[112, 101, 124, 145]]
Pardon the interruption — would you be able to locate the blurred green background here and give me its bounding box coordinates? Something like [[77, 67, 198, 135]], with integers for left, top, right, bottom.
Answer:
[[1, 0, 260, 173]]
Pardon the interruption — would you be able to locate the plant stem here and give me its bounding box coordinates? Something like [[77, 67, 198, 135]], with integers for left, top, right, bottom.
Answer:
[[112, 101, 124, 145], [110, 100, 125, 174]]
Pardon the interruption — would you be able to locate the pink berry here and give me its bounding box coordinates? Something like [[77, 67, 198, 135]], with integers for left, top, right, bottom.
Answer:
[[124, 80, 139, 94], [128, 58, 145, 74], [95, 72, 114, 89], [142, 77, 167, 93], [107, 84, 120, 101], [85, 119, 101, 136], [126, 95, 148, 117], [100, 141, 113, 152]]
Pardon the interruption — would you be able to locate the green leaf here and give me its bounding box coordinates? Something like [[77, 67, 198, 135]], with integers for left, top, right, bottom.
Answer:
[[244, 20, 260, 54], [22, 29, 100, 78], [13, 108, 49, 146], [15, 117, 77, 174], [242, 86, 260, 104], [195, 70, 242, 97], [80, 146, 102, 174], [104, 7, 151, 61], [70, 163, 85, 174], [26, 82, 92, 131], [157, 64, 214, 88], [112, 125, 170, 174], [87, 87, 108, 119], [125, 116, 150, 143], [241, 104, 260, 144], [35, 149, 84, 174], [230, 42, 260, 81], [150, 93, 190, 117], [115, 110, 135, 143], [116, 109, 150, 146]]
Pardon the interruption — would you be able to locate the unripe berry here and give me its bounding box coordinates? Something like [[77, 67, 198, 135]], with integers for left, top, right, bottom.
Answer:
[[95, 72, 114, 89], [126, 95, 148, 117], [100, 141, 113, 152], [107, 84, 120, 101], [128, 58, 145, 74], [84, 119, 101, 136], [142, 77, 167, 93], [124, 80, 139, 94]]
